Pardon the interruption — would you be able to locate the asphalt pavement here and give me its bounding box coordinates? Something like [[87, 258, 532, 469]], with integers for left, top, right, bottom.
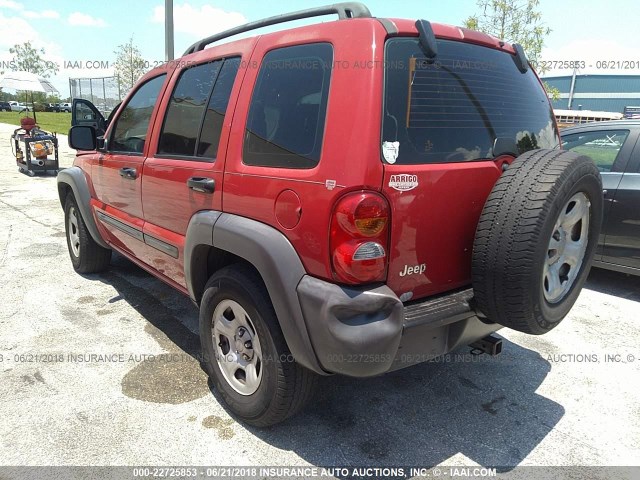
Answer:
[[0, 122, 638, 478]]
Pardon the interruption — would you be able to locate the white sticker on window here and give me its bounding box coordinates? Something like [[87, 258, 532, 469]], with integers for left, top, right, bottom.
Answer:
[[389, 174, 418, 192], [382, 141, 400, 164]]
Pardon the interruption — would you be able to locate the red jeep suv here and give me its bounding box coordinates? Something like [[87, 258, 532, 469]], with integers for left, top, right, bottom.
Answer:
[[59, 3, 602, 426]]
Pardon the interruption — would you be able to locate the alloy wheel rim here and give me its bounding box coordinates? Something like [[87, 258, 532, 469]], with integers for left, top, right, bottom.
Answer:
[[212, 299, 263, 396], [543, 192, 590, 304], [68, 207, 81, 257]]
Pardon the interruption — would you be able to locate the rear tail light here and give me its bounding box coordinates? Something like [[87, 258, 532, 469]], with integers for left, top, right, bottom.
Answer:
[[330, 191, 390, 284]]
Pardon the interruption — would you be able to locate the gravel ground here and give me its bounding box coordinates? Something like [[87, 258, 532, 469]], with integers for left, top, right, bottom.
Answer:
[[0, 122, 638, 478]]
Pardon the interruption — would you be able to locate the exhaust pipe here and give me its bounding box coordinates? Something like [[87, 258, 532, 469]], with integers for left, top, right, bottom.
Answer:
[[469, 334, 502, 356], [35, 159, 45, 166]]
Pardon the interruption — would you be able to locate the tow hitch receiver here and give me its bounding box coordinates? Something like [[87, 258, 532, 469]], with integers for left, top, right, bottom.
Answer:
[[469, 335, 503, 356]]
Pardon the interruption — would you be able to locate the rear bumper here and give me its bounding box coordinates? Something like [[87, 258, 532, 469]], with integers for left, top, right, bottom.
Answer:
[[296, 275, 499, 377]]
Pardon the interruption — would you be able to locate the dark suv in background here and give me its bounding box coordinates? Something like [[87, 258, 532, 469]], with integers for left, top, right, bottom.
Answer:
[[0, 101, 11, 112]]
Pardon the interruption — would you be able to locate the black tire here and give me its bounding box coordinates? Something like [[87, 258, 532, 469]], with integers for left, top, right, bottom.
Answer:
[[472, 149, 602, 335], [64, 194, 111, 273], [199, 264, 318, 427]]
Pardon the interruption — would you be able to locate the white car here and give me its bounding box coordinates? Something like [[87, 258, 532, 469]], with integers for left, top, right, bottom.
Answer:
[[60, 103, 71, 113], [9, 101, 30, 112]]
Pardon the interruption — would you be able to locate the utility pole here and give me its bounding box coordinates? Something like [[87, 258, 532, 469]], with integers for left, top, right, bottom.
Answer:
[[568, 67, 577, 110], [165, 0, 174, 61]]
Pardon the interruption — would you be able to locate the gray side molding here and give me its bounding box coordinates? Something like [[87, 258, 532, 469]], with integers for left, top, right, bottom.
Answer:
[[57, 167, 110, 249], [185, 212, 325, 374]]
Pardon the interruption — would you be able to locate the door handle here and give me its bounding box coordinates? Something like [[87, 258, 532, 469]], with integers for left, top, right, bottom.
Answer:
[[119, 167, 137, 179], [187, 177, 215, 194]]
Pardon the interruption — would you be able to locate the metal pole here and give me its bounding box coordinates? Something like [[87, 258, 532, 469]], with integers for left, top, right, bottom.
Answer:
[[165, 0, 174, 61], [568, 67, 577, 110]]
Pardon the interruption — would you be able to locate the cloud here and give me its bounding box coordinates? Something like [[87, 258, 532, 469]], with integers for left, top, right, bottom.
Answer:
[[68, 12, 107, 27], [0, 11, 66, 95], [151, 3, 246, 39], [23, 10, 60, 19], [0, 13, 40, 50], [0, 0, 20, 9]]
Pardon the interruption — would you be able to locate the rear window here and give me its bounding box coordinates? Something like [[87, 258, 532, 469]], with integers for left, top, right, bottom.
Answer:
[[382, 38, 559, 164]]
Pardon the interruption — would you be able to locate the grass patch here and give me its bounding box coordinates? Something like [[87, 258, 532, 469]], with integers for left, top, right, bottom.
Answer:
[[570, 145, 618, 171], [0, 111, 71, 135]]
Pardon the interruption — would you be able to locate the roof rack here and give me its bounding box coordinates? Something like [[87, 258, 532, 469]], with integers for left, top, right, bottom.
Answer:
[[183, 2, 372, 55]]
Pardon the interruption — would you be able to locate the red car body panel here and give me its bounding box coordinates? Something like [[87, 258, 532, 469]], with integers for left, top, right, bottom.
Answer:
[[222, 20, 385, 280], [78, 16, 555, 303]]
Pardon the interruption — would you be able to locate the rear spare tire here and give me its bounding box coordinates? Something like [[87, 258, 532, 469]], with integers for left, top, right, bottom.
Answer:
[[472, 149, 602, 334]]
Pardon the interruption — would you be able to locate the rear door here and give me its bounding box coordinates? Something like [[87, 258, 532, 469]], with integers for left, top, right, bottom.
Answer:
[[561, 126, 637, 258], [380, 37, 560, 300], [601, 133, 640, 269], [91, 74, 168, 259], [140, 43, 249, 288]]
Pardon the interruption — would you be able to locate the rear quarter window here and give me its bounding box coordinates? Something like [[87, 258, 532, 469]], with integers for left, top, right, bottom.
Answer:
[[243, 43, 333, 169]]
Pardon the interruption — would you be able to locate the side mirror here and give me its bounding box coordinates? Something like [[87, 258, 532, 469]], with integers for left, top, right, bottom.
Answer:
[[68, 125, 97, 151]]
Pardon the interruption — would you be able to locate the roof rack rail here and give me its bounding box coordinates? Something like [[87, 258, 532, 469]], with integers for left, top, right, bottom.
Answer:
[[183, 2, 372, 55]]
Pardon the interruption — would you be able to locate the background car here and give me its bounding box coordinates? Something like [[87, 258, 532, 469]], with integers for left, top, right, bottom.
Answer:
[[9, 101, 30, 112], [46, 103, 61, 112], [0, 101, 11, 112], [562, 120, 640, 275], [59, 102, 71, 113]]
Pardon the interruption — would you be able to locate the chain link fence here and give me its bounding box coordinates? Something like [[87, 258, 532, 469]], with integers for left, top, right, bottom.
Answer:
[[68, 76, 122, 116]]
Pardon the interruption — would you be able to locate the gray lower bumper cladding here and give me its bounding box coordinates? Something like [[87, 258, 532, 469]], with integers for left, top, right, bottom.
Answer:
[[297, 276, 499, 377]]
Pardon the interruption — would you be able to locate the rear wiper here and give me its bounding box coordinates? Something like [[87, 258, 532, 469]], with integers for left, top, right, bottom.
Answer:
[[512, 43, 529, 73], [415, 20, 438, 58]]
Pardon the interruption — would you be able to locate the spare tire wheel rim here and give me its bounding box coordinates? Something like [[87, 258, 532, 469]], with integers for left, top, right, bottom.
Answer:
[[212, 299, 263, 395], [543, 192, 590, 304]]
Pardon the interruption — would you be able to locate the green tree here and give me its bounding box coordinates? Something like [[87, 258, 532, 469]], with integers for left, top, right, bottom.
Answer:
[[463, 0, 559, 100], [9, 41, 59, 78], [464, 0, 549, 68], [113, 38, 147, 94]]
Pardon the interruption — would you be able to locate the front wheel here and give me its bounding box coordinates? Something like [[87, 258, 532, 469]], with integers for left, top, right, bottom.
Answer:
[[199, 265, 318, 427], [64, 194, 111, 273]]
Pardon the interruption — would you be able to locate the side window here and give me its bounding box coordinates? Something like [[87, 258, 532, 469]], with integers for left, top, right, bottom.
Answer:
[[77, 103, 97, 121], [111, 75, 166, 154], [562, 130, 630, 172], [158, 61, 221, 157], [243, 43, 333, 169], [198, 57, 241, 159]]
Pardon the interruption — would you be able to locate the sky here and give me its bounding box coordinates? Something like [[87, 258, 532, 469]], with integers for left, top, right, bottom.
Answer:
[[1, 0, 640, 97]]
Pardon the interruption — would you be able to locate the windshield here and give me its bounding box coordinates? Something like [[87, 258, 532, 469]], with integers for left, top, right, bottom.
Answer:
[[382, 38, 559, 164]]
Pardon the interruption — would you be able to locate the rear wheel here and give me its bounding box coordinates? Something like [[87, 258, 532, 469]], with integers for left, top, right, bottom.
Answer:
[[199, 265, 318, 427], [64, 194, 111, 273], [472, 149, 602, 334]]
